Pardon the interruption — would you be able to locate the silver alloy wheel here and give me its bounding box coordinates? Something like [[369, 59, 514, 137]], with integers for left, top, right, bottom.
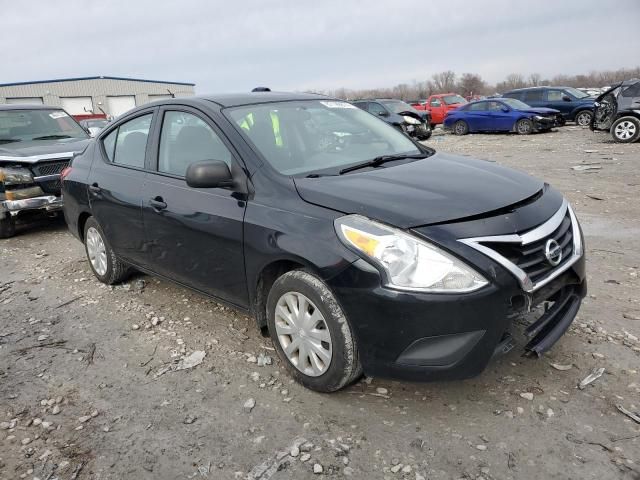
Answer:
[[576, 111, 592, 126], [454, 121, 466, 135], [614, 120, 637, 140], [86, 226, 108, 276], [517, 119, 531, 134], [274, 292, 332, 377]]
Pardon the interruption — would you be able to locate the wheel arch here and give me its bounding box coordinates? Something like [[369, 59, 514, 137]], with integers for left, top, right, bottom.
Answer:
[[77, 211, 93, 242]]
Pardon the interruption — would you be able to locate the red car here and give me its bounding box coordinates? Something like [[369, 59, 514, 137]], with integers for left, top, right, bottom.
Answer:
[[410, 94, 468, 125]]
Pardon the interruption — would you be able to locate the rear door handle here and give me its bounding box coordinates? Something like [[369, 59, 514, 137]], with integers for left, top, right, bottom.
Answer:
[[88, 183, 101, 194], [149, 197, 167, 211]]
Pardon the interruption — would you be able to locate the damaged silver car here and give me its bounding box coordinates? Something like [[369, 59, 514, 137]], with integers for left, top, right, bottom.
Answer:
[[0, 105, 90, 237], [591, 78, 640, 143]]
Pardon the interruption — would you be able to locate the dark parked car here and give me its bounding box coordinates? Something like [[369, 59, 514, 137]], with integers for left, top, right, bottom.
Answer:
[[502, 86, 595, 126], [351, 99, 432, 140], [591, 78, 640, 143], [443, 98, 560, 135], [0, 104, 90, 237], [63, 93, 586, 392]]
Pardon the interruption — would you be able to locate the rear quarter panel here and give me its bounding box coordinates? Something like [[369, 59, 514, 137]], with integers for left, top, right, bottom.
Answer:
[[62, 142, 96, 240]]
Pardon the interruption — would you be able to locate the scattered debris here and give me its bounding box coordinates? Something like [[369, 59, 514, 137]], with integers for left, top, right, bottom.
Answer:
[[313, 463, 323, 474], [376, 387, 388, 395], [56, 295, 83, 309], [244, 398, 256, 413], [616, 404, 640, 424], [520, 392, 534, 401], [571, 165, 602, 172], [183, 415, 197, 424], [550, 363, 573, 371], [257, 353, 273, 367], [578, 367, 605, 389], [586, 194, 605, 201], [154, 350, 206, 378]]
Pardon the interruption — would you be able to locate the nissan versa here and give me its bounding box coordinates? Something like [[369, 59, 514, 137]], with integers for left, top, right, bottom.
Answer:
[[62, 92, 586, 392]]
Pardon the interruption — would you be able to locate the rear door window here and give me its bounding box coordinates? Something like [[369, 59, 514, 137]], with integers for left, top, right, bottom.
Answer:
[[469, 102, 488, 111], [102, 114, 153, 168], [523, 90, 543, 102]]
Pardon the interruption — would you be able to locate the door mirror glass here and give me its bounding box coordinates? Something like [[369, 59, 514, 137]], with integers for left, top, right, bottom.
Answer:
[[562, 95, 572, 102], [502, 106, 510, 113], [185, 160, 233, 188]]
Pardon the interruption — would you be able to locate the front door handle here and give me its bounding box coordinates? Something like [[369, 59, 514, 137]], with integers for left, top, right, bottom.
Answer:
[[149, 197, 167, 212]]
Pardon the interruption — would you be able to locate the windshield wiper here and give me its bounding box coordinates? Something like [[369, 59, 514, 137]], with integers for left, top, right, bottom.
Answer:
[[0, 138, 22, 144], [305, 173, 339, 178], [31, 134, 72, 140], [339, 153, 430, 175]]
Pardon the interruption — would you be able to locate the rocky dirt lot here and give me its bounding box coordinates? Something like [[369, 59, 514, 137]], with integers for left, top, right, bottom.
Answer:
[[1, 127, 639, 480]]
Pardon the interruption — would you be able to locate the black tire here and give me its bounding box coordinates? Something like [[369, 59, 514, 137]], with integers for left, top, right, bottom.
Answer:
[[516, 118, 533, 135], [0, 215, 16, 239], [575, 110, 593, 127], [83, 217, 130, 284], [453, 120, 469, 135], [266, 270, 362, 392], [610, 116, 640, 143]]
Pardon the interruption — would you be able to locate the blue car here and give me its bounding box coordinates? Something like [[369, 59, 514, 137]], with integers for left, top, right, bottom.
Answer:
[[502, 86, 595, 126], [443, 98, 560, 135]]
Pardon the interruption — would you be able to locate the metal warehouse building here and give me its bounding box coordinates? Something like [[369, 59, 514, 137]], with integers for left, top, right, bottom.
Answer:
[[0, 76, 195, 118]]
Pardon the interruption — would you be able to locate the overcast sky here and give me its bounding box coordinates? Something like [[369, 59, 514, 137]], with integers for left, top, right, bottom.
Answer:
[[3, 0, 639, 93]]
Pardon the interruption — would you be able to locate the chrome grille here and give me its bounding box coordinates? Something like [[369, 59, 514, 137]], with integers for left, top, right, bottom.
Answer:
[[481, 211, 573, 284], [459, 199, 582, 293]]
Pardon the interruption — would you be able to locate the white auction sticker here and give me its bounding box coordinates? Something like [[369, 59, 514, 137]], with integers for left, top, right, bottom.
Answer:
[[49, 111, 68, 119], [320, 101, 356, 109]]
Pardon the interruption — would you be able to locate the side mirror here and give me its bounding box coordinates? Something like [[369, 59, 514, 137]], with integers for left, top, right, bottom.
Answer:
[[501, 107, 510, 113], [562, 95, 572, 102], [377, 110, 389, 117], [186, 160, 233, 188]]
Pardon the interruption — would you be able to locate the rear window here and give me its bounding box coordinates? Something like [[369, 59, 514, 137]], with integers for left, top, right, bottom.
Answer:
[[523, 90, 543, 102]]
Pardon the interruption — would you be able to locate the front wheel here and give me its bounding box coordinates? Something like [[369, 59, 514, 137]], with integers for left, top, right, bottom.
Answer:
[[83, 217, 130, 284], [575, 110, 593, 127], [453, 120, 469, 135], [516, 118, 533, 135], [611, 116, 640, 143], [0, 215, 16, 239], [266, 270, 362, 392]]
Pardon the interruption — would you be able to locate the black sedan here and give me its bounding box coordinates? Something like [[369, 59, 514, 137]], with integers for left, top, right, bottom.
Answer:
[[351, 99, 432, 140], [62, 92, 586, 392]]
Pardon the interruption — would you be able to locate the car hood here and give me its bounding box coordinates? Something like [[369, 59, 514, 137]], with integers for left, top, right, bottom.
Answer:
[[294, 152, 544, 228], [517, 107, 560, 115], [0, 137, 90, 163]]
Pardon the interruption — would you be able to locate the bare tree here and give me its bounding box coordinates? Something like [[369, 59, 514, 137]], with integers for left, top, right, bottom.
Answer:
[[431, 71, 457, 92], [528, 73, 542, 86], [457, 73, 487, 96]]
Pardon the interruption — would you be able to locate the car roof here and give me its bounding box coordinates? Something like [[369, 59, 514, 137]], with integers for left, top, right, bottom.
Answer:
[[505, 86, 574, 92], [200, 91, 328, 107], [0, 104, 65, 111], [352, 98, 404, 102]]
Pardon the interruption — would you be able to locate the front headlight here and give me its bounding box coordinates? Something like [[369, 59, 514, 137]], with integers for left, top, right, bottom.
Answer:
[[403, 116, 421, 125], [533, 115, 544, 121], [0, 166, 34, 185], [335, 215, 488, 293]]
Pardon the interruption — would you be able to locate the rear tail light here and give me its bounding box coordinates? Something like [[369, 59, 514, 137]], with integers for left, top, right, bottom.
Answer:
[[60, 166, 72, 181]]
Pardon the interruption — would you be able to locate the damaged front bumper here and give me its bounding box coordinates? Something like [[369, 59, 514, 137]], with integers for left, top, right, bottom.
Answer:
[[533, 116, 556, 130], [0, 165, 63, 219], [1, 195, 63, 217]]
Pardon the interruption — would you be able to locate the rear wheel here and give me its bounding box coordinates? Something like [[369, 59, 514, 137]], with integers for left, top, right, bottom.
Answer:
[[575, 110, 593, 126], [266, 270, 362, 392], [516, 118, 533, 135], [453, 120, 469, 135], [0, 215, 16, 239], [611, 116, 640, 143], [83, 217, 130, 284]]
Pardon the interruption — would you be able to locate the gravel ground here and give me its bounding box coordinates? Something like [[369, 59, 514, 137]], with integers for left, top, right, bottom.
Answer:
[[1, 126, 639, 480]]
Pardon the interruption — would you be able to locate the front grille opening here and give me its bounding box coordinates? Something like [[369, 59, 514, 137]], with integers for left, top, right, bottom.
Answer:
[[481, 210, 574, 285], [30, 160, 69, 195]]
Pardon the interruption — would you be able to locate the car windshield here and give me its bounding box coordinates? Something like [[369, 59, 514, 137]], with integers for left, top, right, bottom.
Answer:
[[0, 109, 88, 142], [442, 95, 467, 105], [226, 100, 423, 176], [564, 87, 590, 99], [380, 100, 418, 114], [500, 98, 531, 110]]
